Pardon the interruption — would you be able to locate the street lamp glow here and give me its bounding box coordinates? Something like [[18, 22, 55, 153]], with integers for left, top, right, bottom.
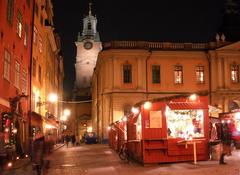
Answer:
[[63, 109, 71, 116], [144, 101, 152, 109], [48, 93, 58, 103], [60, 115, 67, 121]]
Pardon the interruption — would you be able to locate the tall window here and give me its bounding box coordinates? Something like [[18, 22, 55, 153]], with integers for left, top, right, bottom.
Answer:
[[123, 104, 131, 116], [88, 22, 91, 30], [17, 11, 23, 38], [3, 49, 11, 81], [24, 24, 28, 46], [7, 0, 14, 24], [22, 69, 27, 94], [38, 65, 42, 83], [26, 0, 30, 7], [152, 65, 160, 84], [32, 58, 36, 77], [123, 64, 132, 83], [196, 65, 205, 83], [38, 35, 43, 52], [174, 65, 183, 84], [15, 61, 20, 88], [33, 26, 37, 44], [231, 64, 239, 83]]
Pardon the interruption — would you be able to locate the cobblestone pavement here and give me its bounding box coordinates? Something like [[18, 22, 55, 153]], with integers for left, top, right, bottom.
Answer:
[[3, 144, 240, 175]]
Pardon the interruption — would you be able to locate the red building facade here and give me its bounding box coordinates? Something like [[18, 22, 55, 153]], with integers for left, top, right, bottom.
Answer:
[[0, 0, 34, 154]]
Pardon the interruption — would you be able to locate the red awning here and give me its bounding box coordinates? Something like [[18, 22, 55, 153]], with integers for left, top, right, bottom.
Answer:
[[167, 102, 207, 110]]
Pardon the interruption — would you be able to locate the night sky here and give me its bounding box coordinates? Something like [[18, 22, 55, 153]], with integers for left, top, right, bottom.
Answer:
[[52, 0, 225, 99]]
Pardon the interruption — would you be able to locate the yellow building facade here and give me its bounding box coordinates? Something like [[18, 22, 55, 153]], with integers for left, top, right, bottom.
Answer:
[[31, 0, 63, 141], [92, 40, 240, 141]]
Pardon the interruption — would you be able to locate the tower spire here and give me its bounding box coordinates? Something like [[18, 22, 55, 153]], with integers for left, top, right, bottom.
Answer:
[[89, 2, 92, 16]]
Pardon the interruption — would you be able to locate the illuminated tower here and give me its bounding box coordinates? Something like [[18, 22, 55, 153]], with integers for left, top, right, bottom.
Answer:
[[74, 3, 102, 100]]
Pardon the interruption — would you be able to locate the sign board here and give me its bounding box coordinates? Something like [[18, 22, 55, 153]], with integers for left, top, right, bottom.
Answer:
[[150, 111, 162, 128]]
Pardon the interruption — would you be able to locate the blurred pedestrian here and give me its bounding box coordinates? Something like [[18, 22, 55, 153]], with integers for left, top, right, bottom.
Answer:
[[71, 135, 76, 146], [65, 135, 70, 147], [218, 122, 232, 164], [32, 134, 45, 175], [0, 132, 7, 171]]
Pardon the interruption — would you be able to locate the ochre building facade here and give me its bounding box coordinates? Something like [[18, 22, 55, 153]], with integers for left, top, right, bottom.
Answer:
[[92, 40, 240, 141]]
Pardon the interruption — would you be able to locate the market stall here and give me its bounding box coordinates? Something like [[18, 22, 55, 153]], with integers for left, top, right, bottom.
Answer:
[[127, 95, 209, 164]]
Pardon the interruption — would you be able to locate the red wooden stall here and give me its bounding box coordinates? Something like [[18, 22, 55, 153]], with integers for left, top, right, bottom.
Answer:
[[126, 95, 209, 164]]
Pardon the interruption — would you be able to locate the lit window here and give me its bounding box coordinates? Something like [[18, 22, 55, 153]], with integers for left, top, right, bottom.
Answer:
[[39, 35, 43, 52], [196, 65, 204, 83], [24, 24, 28, 46], [3, 49, 11, 81], [22, 69, 27, 94], [152, 65, 160, 84], [7, 0, 14, 24], [123, 64, 132, 83], [33, 26, 37, 44], [174, 65, 183, 84], [15, 61, 20, 88], [231, 64, 239, 83], [17, 11, 22, 38]]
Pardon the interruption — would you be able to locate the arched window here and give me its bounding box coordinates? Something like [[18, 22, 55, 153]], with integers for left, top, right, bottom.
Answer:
[[88, 22, 91, 30], [123, 104, 131, 116]]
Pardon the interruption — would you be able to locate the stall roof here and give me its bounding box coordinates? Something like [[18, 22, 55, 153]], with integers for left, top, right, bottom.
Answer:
[[167, 102, 207, 110]]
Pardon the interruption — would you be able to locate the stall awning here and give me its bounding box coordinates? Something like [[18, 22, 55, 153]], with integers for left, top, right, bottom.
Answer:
[[167, 102, 207, 110]]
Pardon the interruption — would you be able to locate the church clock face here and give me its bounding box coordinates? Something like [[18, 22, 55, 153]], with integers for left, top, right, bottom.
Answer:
[[84, 41, 93, 50]]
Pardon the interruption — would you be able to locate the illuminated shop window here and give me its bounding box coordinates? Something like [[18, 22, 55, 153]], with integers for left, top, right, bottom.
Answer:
[[174, 65, 183, 84], [152, 65, 160, 84], [231, 64, 239, 83], [196, 65, 204, 83], [166, 107, 204, 139], [123, 64, 132, 83]]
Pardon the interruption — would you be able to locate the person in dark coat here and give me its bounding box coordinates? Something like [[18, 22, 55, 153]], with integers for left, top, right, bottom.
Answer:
[[71, 135, 76, 146], [218, 122, 232, 164], [32, 136, 45, 175]]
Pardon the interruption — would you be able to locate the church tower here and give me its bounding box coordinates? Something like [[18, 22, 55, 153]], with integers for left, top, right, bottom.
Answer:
[[74, 3, 102, 100]]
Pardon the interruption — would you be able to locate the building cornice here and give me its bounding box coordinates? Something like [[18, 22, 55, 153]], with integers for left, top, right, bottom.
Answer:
[[103, 41, 232, 51]]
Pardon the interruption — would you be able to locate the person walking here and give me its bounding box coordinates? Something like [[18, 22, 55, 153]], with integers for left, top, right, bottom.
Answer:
[[32, 135, 45, 175], [65, 135, 70, 148], [71, 135, 76, 146], [218, 122, 232, 164]]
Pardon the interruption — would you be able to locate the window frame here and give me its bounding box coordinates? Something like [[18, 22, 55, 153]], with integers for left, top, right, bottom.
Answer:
[[196, 65, 205, 84], [16, 10, 23, 38], [174, 65, 183, 84], [3, 49, 11, 81], [231, 64, 239, 83], [7, 0, 14, 24], [152, 65, 161, 84], [123, 64, 132, 84], [15, 60, 20, 88]]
